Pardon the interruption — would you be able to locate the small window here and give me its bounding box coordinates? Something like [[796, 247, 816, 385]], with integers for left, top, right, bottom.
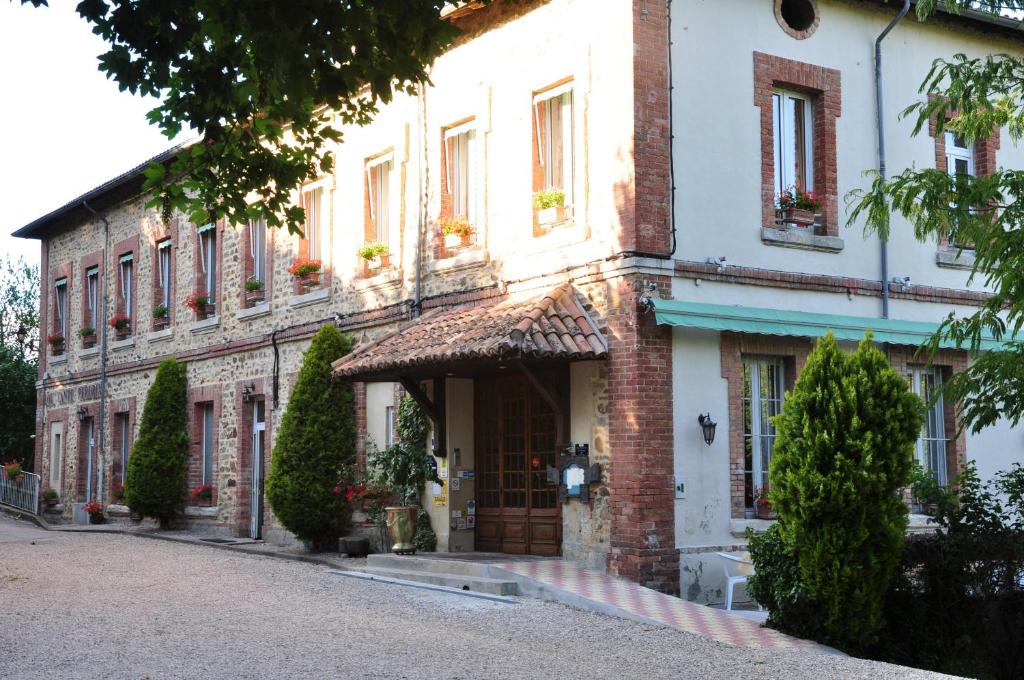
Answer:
[[445, 123, 477, 225], [385, 405, 396, 449], [300, 188, 322, 261], [53, 278, 68, 337], [156, 240, 172, 309], [197, 224, 217, 304], [910, 367, 948, 486], [742, 356, 785, 508], [248, 217, 268, 285], [85, 267, 99, 328], [775, 0, 819, 39], [201, 403, 215, 486], [534, 85, 574, 205], [773, 89, 814, 197], [367, 156, 393, 245], [118, 254, 134, 323], [49, 422, 63, 489], [116, 413, 130, 488]]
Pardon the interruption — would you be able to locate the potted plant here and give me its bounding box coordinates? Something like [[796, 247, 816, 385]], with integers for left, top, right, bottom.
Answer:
[[533, 189, 566, 227], [47, 332, 65, 355], [776, 187, 822, 230], [367, 397, 439, 555], [3, 462, 23, 482], [288, 258, 322, 291], [185, 292, 214, 320], [152, 304, 170, 330], [441, 217, 475, 250], [244, 278, 265, 306], [753, 485, 777, 520], [357, 243, 389, 274], [190, 483, 213, 503], [109, 313, 131, 339], [41, 488, 59, 508], [83, 500, 105, 524], [79, 326, 97, 348]]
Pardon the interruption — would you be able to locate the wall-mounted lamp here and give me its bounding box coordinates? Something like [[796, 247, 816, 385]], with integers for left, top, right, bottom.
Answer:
[[241, 382, 256, 404], [15, 323, 38, 353], [697, 412, 717, 446], [77, 406, 89, 423]]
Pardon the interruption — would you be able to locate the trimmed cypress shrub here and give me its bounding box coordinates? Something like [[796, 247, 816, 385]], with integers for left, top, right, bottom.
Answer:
[[125, 358, 189, 528], [758, 333, 923, 649], [266, 326, 356, 551]]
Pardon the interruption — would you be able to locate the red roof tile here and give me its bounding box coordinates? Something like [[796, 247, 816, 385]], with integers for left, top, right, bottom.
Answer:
[[332, 284, 607, 379]]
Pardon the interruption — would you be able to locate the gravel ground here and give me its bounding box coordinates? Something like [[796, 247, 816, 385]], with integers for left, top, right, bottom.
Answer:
[[0, 515, 956, 680]]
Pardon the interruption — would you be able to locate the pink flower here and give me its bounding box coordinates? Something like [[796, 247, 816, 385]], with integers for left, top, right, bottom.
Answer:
[[332, 486, 342, 494]]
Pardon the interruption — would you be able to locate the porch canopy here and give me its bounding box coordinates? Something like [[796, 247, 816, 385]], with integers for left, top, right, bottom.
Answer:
[[652, 299, 1011, 351]]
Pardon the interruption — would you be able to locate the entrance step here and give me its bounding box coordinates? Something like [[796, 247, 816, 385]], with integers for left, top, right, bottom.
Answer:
[[355, 564, 518, 596], [365, 553, 496, 578]]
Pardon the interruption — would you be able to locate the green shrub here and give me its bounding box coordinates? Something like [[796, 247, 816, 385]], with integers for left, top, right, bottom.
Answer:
[[125, 359, 189, 528], [763, 333, 922, 650], [747, 523, 823, 639], [356, 242, 389, 260], [414, 511, 437, 552], [266, 326, 356, 551], [532, 189, 565, 210]]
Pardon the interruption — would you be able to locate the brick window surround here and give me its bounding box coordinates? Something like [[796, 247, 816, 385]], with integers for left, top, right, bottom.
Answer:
[[75, 402, 100, 502], [721, 332, 813, 519], [754, 52, 842, 236], [111, 234, 140, 337], [437, 118, 479, 259], [888, 346, 968, 482], [929, 108, 1000, 247], [50, 261, 72, 340], [193, 221, 224, 318], [240, 219, 275, 304], [187, 384, 222, 507], [295, 180, 332, 291], [109, 397, 137, 498], [531, 78, 574, 237], [362, 154, 396, 277], [151, 218, 179, 329], [79, 251, 102, 335], [43, 407, 69, 499], [234, 377, 271, 537]]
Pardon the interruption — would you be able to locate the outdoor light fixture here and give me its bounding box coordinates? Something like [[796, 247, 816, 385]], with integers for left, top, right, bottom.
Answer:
[[241, 382, 255, 404], [15, 323, 37, 352], [77, 407, 89, 423], [697, 413, 717, 446]]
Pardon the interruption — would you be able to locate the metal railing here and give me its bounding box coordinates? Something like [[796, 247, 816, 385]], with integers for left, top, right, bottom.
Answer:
[[0, 470, 40, 515]]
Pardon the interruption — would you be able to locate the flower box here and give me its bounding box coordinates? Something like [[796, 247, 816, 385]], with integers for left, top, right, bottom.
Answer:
[[364, 253, 390, 276], [115, 326, 131, 341], [152, 317, 170, 331], [245, 289, 266, 306], [298, 272, 321, 291], [781, 207, 817, 228], [537, 205, 566, 227], [81, 333, 97, 348]]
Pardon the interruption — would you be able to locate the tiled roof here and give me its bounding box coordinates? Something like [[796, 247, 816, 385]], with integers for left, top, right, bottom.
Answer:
[[332, 284, 607, 379]]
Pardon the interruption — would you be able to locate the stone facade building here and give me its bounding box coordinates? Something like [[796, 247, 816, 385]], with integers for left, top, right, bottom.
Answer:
[[13, 0, 1024, 601]]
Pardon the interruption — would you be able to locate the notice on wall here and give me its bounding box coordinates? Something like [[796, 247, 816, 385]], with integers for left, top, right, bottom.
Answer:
[[438, 457, 448, 479], [458, 470, 475, 479], [431, 482, 447, 507], [450, 477, 461, 492], [466, 500, 476, 516]]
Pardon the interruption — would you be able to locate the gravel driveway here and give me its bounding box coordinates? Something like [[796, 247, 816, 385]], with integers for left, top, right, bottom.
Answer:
[[0, 515, 955, 680]]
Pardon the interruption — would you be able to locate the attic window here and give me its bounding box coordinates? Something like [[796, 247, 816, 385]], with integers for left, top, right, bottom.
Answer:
[[775, 0, 819, 39]]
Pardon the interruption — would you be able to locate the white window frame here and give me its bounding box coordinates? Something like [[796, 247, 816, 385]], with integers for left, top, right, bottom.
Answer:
[[156, 241, 171, 308], [197, 224, 217, 303], [910, 366, 949, 486], [118, 254, 133, 320], [742, 355, 786, 506], [444, 121, 478, 225], [533, 83, 575, 207], [300, 187, 322, 261], [945, 132, 975, 177], [772, 89, 815, 196], [385, 405, 396, 449], [118, 413, 130, 484], [49, 422, 63, 490], [248, 218, 267, 284], [201, 403, 215, 486], [366, 153, 394, 246], [85, 267, 99, 328], [53, 278, 68, 336]]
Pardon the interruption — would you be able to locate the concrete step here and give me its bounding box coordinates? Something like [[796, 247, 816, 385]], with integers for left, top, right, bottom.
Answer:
[[366, 553, 495, 578], [356, 565, 518, 596]]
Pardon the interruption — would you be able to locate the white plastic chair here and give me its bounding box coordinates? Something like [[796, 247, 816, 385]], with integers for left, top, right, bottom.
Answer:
[[717, 552, 757, 611]]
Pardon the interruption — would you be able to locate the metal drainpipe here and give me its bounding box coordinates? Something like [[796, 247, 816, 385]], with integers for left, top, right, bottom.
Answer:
[[413, 82, 428, 318], [667, 0, 677, 257], [875, 0, 911, 319], [82, 200, 109, 502]]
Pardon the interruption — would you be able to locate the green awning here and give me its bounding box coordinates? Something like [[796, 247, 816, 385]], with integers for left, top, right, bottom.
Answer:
[[652, 299, 1011, 352]]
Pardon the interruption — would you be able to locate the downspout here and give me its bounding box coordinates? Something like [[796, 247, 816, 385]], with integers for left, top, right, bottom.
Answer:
[[875, 0, 910, 319], [413, 82, 427, 318], [667, 0, 677, 257], [82, 200, 109, 502]]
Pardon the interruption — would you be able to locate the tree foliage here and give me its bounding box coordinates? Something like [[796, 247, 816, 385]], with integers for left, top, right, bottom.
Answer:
[[0, 345, 36, 470], [266, 326, 356, 551], [125, 359, 189, 528], [847, 1, 1024, 434], [0, 256, 40, 356], [21, 0, 474, 234], [754, 333, 923, 649], [368, 396, 437, 507]]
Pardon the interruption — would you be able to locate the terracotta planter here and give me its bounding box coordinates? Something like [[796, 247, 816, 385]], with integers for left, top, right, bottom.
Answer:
[[782, 207, 816, 228], [152, 317, 169, 331], [88, 513, 105, 525], [81, 334, 97, 348], [536, 205, 566, 227], [298, 272, 321, 291], [385, 506, 418, 555], [363, 254, 390, 276], [756, 505, 777, 521], [114, 327, 130, 340], [49, 343, 65, 356], [195, 302, 215, 320], [43, 498, 58, 508], [245, 289, 265, 306]]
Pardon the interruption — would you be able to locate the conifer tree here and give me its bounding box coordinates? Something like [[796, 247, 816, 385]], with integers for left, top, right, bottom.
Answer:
[[768, 333, 923, 648], [125, 358, 189, 528], [266, 326, 355, 551]]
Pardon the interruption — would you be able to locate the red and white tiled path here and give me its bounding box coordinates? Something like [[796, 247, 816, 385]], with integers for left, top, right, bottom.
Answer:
[[496, 560, 836, 653]]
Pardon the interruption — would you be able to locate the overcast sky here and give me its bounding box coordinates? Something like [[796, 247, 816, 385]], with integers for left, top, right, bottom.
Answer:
[[0, 0, 187, 266]]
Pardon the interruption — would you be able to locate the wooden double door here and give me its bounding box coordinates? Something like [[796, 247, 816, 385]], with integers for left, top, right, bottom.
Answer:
[[474, 375, 563, 556]]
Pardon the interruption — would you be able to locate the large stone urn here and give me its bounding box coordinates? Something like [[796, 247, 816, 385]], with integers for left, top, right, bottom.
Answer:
[[385, 506, 418, 555]]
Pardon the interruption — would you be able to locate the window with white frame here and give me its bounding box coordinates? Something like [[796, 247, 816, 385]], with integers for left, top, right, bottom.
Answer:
[[385, 405, 396, 449], [49, 421, 63, 489], [117, 412, 130, 485], [300, 187, 322, 261], [197, 224, 217, 304], [445, 122, 477, 225], [772, 89, 814, 197], [742, 355, 786, 508], [367, 155, 393, 245], [85, 267, 99, 328], [910, 366, 948, 486], [248, 217, 267, 285], [201, 402, 215, 486], [53, 278, 68, 337], [156, 240, 171, 308], [118, 254, 133, 322], [946, 132, 976, 249], [534, 84, 574, 207]]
